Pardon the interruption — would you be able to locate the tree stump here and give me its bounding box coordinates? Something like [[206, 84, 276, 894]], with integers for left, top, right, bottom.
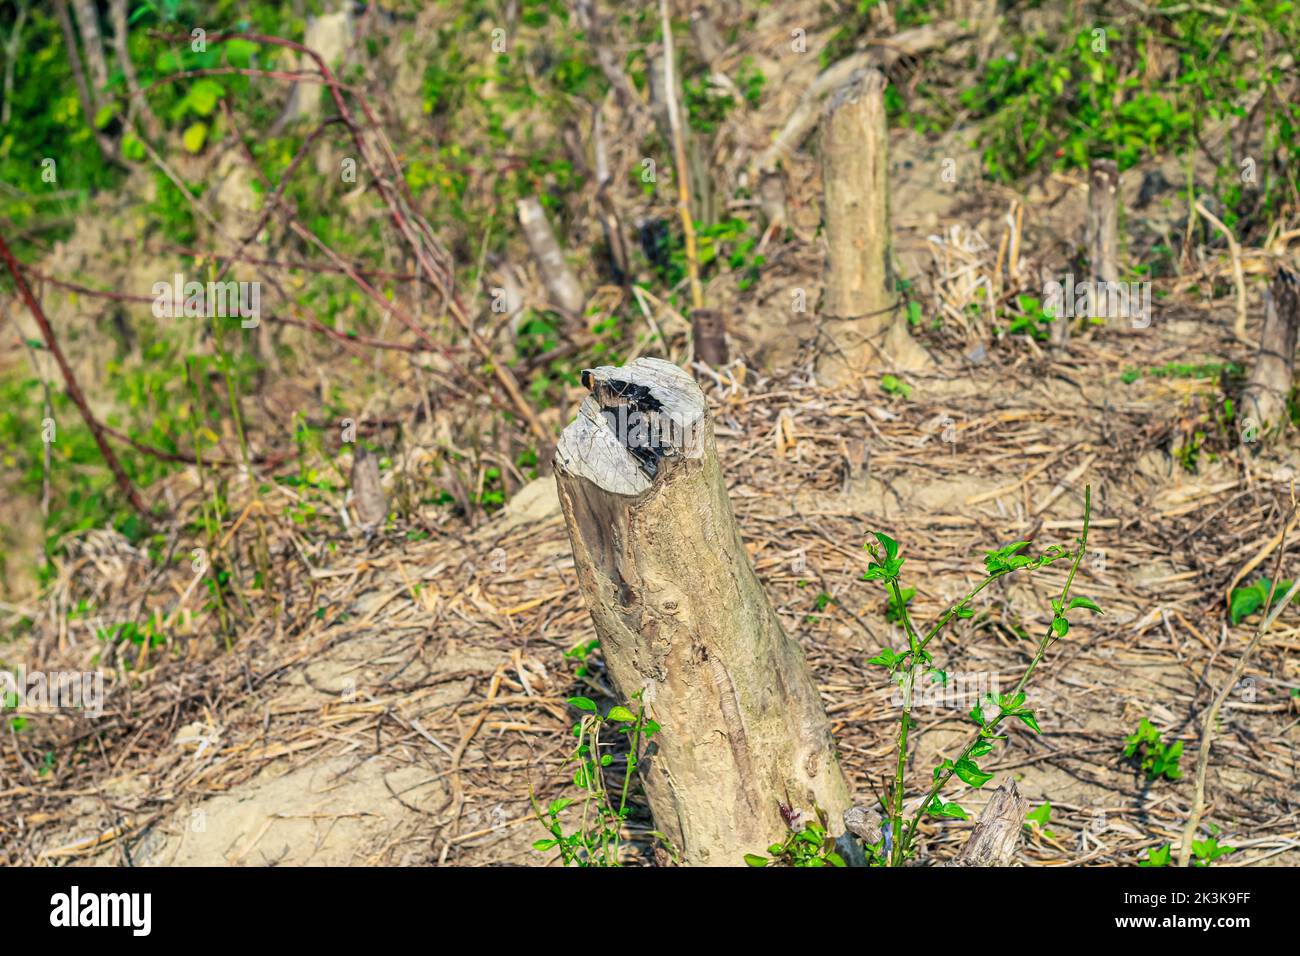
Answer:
[[691, 309, 728, 367], [943, 779, 1028, 867], [554, 357, 855, 865], [1087, 159, 1120, 312], [817, 70, 929, 385], [517, 196, 586, 318], [349, 444, 388, 530], [1241, 267, 1300, 441]]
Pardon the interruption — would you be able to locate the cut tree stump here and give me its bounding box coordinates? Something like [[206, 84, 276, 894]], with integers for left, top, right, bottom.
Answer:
[[517, 196, 586, 318], [817, 70, 929, 385], [691, 309, 728, 367], [349, 444, 388, 531], [1087, 160, 1120, 309], [554, 357, 855, 865], [943, 779, 1027, 867], [843, 778, 1027, 866], [1241, 267, 1300, 441], [758, 167, 788, 233]]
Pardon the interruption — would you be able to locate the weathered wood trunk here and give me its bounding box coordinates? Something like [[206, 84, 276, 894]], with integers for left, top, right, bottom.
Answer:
[[70, 0, 110, 99], [844, 778, 1027, 866], [1241, 267, 1300, 441], [554, 358, 854, 865], [1087, 160, 1120, 295], [691, 309, 728, 367], [817, 70, 928, 385], [517, 196, 586, 318], [943, 779, 1027, 866], [349, 444, 388, 530], [758, 167, 788, 233], [689, 7, 725, 66]]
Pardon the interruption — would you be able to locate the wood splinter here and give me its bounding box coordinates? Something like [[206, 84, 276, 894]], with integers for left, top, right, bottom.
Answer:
[[554, 357, 855, 865]]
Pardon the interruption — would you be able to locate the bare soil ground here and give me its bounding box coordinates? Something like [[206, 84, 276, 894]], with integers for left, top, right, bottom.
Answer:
[[7, 274, 1299, 866]]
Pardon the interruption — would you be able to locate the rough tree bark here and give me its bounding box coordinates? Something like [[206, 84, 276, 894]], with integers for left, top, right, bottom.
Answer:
[[691, 309, 728, 366], [1241, 267, 1300, 441], [517, 196, 586, 318], [817, 70, 929, 385], [70, 0, 110, 102], [349, 444, 388, 531], [943, 779, 1028, 867], [109, 0, 159, 135], [54, 0, 117, 163], [1087, 160, 1120, 300], [554, 358, 855, 865], [2, 0, 28, 127], [844, 779, 1028, 866]]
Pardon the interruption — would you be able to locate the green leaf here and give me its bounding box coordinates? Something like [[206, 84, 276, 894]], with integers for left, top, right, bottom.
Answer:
[[1025, 802, 1051, 827], [606, 705, 636, 723], [1015, 710, 1042, 734], [184, 78, 225, 117], [93, 104, 117, 130], [930, 800, 968, 820], [182, 122, 208, 154], [954, 758, 994, 788], [532, 839, 558, 851], [567, 696, 598, 712], [224, 38, 259, 67], [1068, 596, 1103, 614], [825, 851, 847, 867], [1229, 582, 1267, 625], [1051, 616, 1069, 637], [879, 374, 911, 399], [121, 131, 147, 162], [868, 647, 901, 668], [1139, 844, 1171, 867], [744, 853, 769, 867], [872, 531, 899, 560]]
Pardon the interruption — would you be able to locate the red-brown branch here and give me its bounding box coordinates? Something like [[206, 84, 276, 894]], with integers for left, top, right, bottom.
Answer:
[[0, 233, 150, 519]]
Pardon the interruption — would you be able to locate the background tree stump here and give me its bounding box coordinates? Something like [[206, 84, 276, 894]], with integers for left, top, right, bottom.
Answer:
[[817, 70, 929, 384], [1241, 267, 1300, 441]]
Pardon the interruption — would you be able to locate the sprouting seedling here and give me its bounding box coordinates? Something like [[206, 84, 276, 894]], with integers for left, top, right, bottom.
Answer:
[[1190, 834, 1236, 866], [1122, 717, 1184, 782], [530, 690, 666, 867], [1138, 844, 1172, 867], [744, 804, 846, 868], [1024, 801, 1056, 839], [856, 485, 1099, 866]]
